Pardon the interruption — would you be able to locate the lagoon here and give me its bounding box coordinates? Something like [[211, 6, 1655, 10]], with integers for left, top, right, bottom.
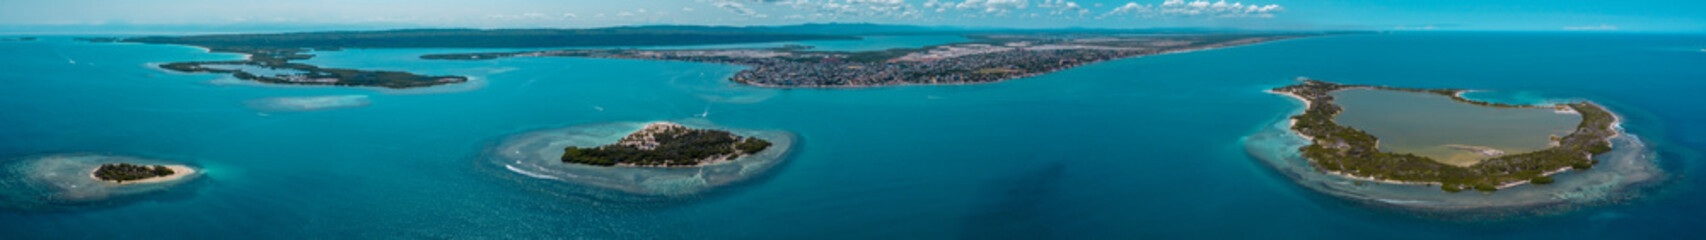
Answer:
[[1331, 88, 1581, 166]]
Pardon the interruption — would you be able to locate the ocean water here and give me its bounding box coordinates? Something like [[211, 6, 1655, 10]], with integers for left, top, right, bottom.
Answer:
[[0, 32, 1703, 239]]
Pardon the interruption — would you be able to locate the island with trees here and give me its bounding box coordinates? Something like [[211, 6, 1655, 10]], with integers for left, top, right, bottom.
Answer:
[[1271, 79, 1618, 193], [92, 163, 195, 184], [562, 122, 773, 167]]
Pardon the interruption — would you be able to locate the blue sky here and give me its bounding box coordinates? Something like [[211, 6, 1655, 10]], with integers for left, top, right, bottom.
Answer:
[[1, 0, 1702, 32]]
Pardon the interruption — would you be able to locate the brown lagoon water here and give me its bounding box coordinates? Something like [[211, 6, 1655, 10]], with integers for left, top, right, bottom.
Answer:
[[1331, 89, 1580, 166]]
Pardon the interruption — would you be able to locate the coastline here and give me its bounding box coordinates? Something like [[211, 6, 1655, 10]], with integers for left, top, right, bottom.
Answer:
[[90, 165, 195, 185], [1269, 81, 1625, 190], [1272, 88, 1437, 187], [185, 45, 252, 61], [1269, 87, 1439, 186], [1265, 89, 1313, 142], [612, 153, 738, 168], [742, 36, 1316, 89]]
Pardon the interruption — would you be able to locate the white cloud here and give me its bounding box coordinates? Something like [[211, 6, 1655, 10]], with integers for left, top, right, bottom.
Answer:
[[713, 1, 768, 18], [1037, 0, 1085, 15], [1563, 24, 1618, 31], [766, 0, 920, 19], [1102, 0, 1284, 19], [683, 7, 695, 12], [953, 0, 1029, 14], [846, 0, 906, 4]]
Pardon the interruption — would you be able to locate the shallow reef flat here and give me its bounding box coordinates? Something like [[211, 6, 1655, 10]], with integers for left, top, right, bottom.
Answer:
[[0, 154, 202, 211], [480, 120, 793, 202], [1250, 81, 1663, 217], [244, 95, 373, 112]]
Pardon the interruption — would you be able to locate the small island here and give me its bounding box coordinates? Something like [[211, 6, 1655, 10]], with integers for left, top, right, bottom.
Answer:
[[562, 122, 772, 167], [91, 163, 195, 184], [1272, 79, 1617, 193]]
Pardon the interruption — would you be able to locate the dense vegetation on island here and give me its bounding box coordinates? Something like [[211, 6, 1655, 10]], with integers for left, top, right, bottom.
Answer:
[[112, 27, 858, 88], [153, 48, 468, 88], [1275, 79, 1617, 192], [562, 122, 772, 167], [93, 163, 176, 183]]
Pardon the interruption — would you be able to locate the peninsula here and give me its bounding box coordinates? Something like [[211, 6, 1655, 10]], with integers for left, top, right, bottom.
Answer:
[[562, 122, 772, 167], [424, 33, 1321, 87], [112, 27, 857, 88], [1272, 79, 1617, 192], [91, 163, 195, 184]]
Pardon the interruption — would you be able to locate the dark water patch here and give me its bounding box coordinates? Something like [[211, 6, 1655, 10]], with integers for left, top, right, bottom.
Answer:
[[960, 161, 1066, 239]]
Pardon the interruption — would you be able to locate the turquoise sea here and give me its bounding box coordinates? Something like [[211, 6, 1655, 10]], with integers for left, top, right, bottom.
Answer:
[[1, 32, 1703, 238]]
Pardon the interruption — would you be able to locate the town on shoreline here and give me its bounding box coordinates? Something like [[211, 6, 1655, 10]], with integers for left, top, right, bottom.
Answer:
[[424, 33, 1319, 87]]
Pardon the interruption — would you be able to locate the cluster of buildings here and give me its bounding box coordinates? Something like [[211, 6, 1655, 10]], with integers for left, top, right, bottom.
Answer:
[[495, 35, 1290, 87]]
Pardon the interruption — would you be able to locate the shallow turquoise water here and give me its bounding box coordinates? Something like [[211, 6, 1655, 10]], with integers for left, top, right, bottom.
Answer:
[[1, 32, 1703, 238]]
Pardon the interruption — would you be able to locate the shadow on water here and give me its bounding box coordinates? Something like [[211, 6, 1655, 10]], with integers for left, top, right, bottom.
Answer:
[[959, 160, 1066, 239]]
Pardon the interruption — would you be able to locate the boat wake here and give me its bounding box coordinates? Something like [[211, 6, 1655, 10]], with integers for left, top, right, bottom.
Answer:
[[505, 164, 562, 180]]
